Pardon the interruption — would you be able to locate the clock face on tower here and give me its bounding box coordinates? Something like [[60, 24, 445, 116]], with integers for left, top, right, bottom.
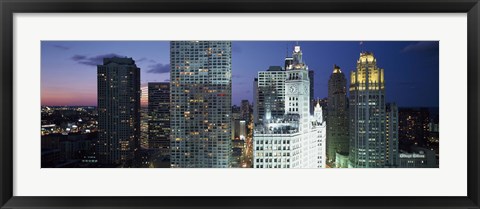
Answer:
[[289, 84, 298, 94]]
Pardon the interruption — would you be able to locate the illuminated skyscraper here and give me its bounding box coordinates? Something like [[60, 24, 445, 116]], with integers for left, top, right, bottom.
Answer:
[[327, 65, 349, 168], [148, 82, 170, 152], [97, 57, 141, 166], [349, 52, 386, 168], [253, 45, 326, 168], [170, 41, 232, 168]]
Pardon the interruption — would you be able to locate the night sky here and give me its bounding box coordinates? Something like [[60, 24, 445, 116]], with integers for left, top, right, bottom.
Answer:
[[41, 41, 439, 107]]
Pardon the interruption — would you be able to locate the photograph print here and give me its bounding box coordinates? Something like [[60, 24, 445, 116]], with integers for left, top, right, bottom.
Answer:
[[41, 41, 439, 168]]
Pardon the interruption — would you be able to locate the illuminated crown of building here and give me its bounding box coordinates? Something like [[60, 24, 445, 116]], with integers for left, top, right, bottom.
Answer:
[[333, 64, 342, 73], [289, 45, 308, 71], [350, 51, 385, 90], [357, 51, 377, 66]]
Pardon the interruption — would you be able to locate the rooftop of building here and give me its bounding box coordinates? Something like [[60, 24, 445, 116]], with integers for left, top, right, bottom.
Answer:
[[101, 57, 137, 66], [333, 64, 342, 73], [267, 66, 284, 71]]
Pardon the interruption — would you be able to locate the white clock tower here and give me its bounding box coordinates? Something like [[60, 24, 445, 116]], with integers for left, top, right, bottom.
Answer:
[[285, 45, 310, 131], [253, 43, 326, 169]]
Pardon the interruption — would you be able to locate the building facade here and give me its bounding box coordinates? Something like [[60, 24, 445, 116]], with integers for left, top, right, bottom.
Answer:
[[326, 65, 349, 168], [97, 57, 141, 166], [253, 78, 259, 123], [309, 70, 315, 115], [170, 41, 232, 168], [233, 119, 247, 140], [254, 66, 287, 124], [386, 103, 399, 167], [349, 52, 386, 168], [253, 45, 326, 169], [240, 100, 251, 121], [148, 82, 170, 153]]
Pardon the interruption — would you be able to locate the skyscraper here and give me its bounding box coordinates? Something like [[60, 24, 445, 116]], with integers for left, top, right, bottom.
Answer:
[[327, 65, 349, 168], [97, 57, 141, 166], [253, 78, 259, 123], [386, 103, 399, 167], [148, 82, 170, 153], [170, 41, 232, 168], [254, 66, 286, 124], [240, 99, 251, 121], [308, 70, 315, 115], [253, 45, 326, 169], [349, 52, 386, 168]]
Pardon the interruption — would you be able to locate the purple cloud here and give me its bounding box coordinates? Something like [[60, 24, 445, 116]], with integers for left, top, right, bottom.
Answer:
[[71, 55, 86, 61], [71, 53, 126, 66], [147, 63, 170, 74]]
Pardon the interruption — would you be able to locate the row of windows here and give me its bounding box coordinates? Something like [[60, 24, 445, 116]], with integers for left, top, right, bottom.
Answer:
[[255, 164, 290, 168], [256, 146, 291, 151], [256, 158, 291, 163], [255, 140, 290, 144]]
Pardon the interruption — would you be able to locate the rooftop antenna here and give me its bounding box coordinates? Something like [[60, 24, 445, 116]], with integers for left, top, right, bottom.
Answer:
[[360, 41, 364, 53]]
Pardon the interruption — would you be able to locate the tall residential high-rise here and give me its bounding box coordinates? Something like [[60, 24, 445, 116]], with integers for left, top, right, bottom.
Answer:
[[148, 82, 170, 153], [326, 65, 349, 168], [349, 52, 386, 168], [386, 103, 399, 167], [170, 41, 232, 168], [254, 66, 286, 124], [253, 45, 326, 168], [97, 57, 141, 166]]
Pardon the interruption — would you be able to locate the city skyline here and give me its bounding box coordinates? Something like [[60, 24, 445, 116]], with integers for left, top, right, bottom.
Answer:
[[41, 41, 439, 168], [41, 41, 439, 107]]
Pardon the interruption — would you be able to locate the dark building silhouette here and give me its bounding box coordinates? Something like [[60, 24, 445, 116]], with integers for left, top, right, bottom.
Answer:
[[148, 82, 170, 155], [240, 100, 251, 121], [308, 70, 314, 115], [97, 57, 141, 166], [398, 107, 431, 151], [326, 65, 349, 168], [385, 103, 399, 167]]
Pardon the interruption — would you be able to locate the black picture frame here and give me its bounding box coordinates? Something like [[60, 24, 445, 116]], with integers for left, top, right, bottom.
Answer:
[[1, 0, 479, 208]]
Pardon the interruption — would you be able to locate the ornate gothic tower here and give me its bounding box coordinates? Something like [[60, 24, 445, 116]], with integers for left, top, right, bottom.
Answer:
[[349, 52, 386, 168], [285, 45, 311, 132]]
